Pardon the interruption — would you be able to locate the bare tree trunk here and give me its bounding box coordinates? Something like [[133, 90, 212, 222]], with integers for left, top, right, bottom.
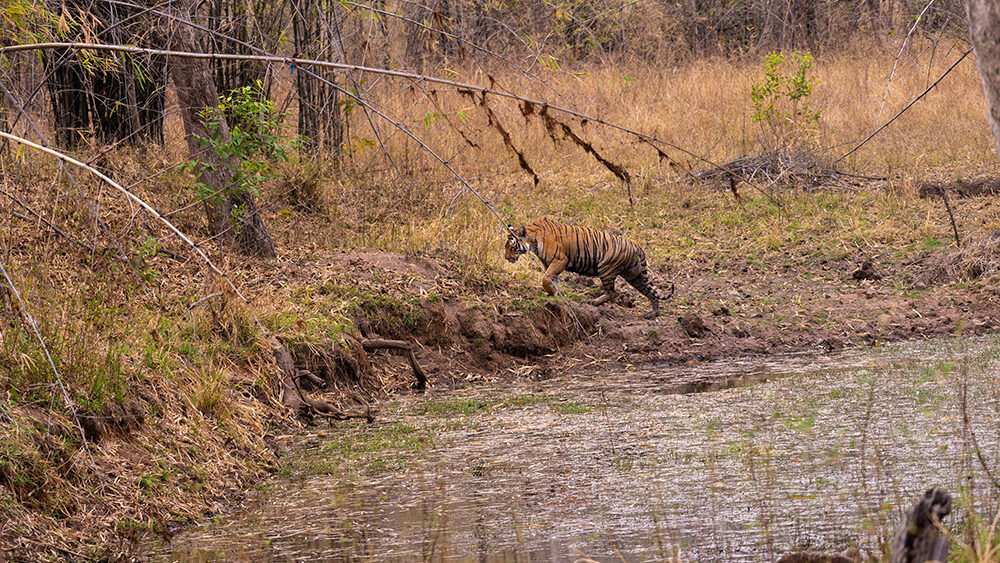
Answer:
[[166, 0, 276, 257], [968, 0, 1000, 156], [293, 0, 319, 154], [293, 0, 345, 164]]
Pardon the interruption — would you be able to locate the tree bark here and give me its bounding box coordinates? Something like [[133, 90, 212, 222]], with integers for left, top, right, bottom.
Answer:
[[165, 0, 276, 257], [968, 0, 1000, 156]]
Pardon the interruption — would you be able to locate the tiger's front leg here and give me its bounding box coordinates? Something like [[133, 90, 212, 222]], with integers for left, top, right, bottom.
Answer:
[[541, 256, 568, 296]]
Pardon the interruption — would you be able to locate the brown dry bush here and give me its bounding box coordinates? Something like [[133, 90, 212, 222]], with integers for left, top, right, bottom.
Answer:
[[919, 231, 1000, 285]]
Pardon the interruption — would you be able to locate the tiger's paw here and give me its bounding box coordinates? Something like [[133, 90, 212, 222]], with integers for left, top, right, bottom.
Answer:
[[643, 310, 658, 320]]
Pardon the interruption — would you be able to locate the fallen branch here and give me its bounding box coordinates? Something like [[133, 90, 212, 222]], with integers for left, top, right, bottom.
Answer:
[[361, 338, 428, 390], [697, 150, 848, 202]]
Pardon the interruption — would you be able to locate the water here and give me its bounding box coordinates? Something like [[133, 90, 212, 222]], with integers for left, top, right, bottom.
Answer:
[[152, 337, 1000, 562]]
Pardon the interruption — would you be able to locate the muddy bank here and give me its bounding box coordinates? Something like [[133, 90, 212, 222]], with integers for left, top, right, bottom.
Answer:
[[286, 249, 1000, 400]]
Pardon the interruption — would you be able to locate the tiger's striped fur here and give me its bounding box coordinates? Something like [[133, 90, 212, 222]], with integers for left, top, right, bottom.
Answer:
[[505, 217, 668, 318]]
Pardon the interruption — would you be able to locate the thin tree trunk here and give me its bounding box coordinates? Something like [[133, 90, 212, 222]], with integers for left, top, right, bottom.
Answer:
[[293, 0, 320, 154], [166, 0, 276, 257], [43, 49, 90, 148], [967, 0, 1000, 156]]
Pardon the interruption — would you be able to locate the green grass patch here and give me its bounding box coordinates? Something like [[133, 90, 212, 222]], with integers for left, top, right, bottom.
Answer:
[[551, 401, 592, 414]]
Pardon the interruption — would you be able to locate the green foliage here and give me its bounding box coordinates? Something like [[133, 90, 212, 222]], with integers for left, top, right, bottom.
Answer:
[[749, 50, 820, 146], [0, 0, 59, 46], [552, 400, 591, 414], [189, 81, 296, 204]]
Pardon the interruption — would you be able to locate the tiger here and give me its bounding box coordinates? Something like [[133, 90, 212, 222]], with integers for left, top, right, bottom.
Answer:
[[504, 217, 671, 319]]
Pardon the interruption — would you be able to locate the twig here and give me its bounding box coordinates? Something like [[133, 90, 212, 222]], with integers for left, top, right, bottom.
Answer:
[[187, 292, 223, 310], [938, 186, 961, 247], [0, 187, 95, 252], [876, 0, 936, 123], [837, 48, 972, 164]]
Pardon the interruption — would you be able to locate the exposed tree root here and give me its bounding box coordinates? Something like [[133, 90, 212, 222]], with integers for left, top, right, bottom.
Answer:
[[270, 334, 427, 420]]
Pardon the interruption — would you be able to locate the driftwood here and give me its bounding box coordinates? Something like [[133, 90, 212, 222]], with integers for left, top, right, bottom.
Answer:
[[890, 487, 952, 563], [361, 338, 427, 390]]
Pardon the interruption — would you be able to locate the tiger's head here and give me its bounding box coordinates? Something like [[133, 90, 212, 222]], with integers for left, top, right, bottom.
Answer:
[[504, 225, 528, 263]]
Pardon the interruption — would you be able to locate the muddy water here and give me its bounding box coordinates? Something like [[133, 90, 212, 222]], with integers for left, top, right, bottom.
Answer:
[[154, 337, 1000, 562]]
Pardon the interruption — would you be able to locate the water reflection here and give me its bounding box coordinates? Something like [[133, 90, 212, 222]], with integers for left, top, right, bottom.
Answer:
[[154, 337, 1000, 562]]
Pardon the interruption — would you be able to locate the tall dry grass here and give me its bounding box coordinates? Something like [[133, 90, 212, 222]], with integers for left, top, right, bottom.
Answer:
[[220, 45, 997, 280]]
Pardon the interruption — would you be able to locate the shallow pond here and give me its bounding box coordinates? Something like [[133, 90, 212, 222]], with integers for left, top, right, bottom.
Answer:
[[153, 337, 1000, 561]]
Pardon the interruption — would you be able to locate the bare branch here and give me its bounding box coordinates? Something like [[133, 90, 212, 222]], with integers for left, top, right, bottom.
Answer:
[[0, 42, 717, 170], [0, 130, 264, 333], [875, 0, 936, 123], [837, 48, 972, 164]]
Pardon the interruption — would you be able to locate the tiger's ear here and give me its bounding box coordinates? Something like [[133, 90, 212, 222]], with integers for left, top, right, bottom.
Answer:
[[516, 226, 526, 237]]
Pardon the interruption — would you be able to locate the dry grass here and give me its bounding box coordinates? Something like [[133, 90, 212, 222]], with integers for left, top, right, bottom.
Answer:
[[227, 43, 1000, 279]]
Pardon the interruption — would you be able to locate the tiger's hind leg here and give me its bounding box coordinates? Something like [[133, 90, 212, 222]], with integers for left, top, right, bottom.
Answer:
[[624, 261, 660, 319], [591, 275, 617, 307]]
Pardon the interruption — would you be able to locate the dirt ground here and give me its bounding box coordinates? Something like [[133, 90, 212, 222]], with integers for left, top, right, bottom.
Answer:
[[278, 244, 1000, 401]]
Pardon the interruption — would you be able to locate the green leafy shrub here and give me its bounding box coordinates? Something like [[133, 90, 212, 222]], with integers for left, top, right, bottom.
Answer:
[[749, 50, 820, 148], [188, 81, 296, 204]]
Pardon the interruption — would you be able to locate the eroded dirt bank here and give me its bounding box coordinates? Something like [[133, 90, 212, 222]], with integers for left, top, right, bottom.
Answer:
[[276, 247, 1000, 400]]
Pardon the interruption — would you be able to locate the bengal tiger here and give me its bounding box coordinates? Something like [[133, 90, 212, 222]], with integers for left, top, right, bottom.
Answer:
[[504, 217, 670, 318]]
